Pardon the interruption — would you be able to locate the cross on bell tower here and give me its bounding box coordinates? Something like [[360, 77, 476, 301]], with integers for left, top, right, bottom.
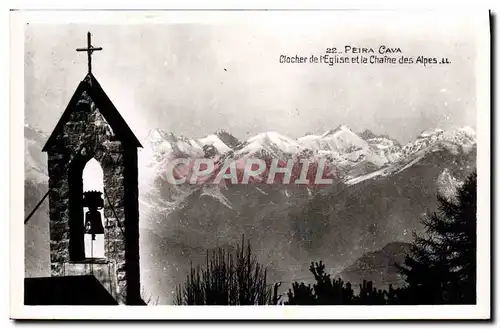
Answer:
[[76, 32, 103, 75], [41, 31, 144, 305]]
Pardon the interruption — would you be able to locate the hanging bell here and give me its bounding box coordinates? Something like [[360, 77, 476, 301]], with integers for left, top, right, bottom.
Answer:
[[84, 208, 105, 236], [83, 190, 105, 238]]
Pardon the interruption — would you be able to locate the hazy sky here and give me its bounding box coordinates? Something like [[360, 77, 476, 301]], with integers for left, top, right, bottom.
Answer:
[[24, 15, 478, 144]]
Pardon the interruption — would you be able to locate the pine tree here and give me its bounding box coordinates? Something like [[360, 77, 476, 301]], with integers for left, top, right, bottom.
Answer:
[[399, 171, 477, 304], [286, 261, 360, 305]]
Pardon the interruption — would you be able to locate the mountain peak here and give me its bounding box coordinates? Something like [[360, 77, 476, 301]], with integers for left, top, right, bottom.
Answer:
[[198, 134, 232, 154], [359, 129, 378, 140], [215, 129, 240, 149], [322, 125, 353, 137], [418, 128, 444, 139], [457, 126, 476, 138], [237, 131, 301, 157], [359, 130, 401, 148], [249, 131, 292, 141], [146, 128, 167, 142]]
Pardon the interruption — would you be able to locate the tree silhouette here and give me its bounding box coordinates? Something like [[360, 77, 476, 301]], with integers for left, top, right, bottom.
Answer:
[[287, 281, 316, 305], [399, 171, 477, 304], [286, 261, 406, 305], [175, 237, 273, 305]]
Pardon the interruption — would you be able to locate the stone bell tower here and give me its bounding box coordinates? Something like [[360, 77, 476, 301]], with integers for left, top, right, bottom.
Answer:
[[41, 33, 143, 305]]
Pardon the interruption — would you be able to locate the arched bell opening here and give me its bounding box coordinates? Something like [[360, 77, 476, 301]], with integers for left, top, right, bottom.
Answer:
[[82, 158, 106, 259]]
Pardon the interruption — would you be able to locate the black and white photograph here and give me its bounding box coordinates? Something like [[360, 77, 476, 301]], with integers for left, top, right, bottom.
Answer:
[[9, 9, 491, 320]]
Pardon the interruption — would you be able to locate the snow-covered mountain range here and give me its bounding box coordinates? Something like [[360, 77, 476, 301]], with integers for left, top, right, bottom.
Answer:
[[140, 124, 476, 186], [145, 124, 475, 163], [25, 123, 477, 223], [25, 123, 476, 192]]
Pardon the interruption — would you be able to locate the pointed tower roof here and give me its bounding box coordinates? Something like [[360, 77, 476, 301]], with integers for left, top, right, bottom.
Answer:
[[42, 73, 142, 152]]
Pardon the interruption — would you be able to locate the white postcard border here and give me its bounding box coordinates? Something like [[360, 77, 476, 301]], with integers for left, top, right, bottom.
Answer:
[[9, 9, 491, 320]]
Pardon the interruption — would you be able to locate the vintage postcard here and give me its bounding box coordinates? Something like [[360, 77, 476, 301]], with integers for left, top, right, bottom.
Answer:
[[10, 9, 491, 320]]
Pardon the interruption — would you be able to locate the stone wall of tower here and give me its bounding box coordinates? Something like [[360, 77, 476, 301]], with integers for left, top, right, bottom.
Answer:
[[46, 90, 140, 304]]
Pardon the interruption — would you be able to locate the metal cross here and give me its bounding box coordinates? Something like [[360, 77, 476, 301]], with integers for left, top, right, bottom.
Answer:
[[76, 32, 103, 75]]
